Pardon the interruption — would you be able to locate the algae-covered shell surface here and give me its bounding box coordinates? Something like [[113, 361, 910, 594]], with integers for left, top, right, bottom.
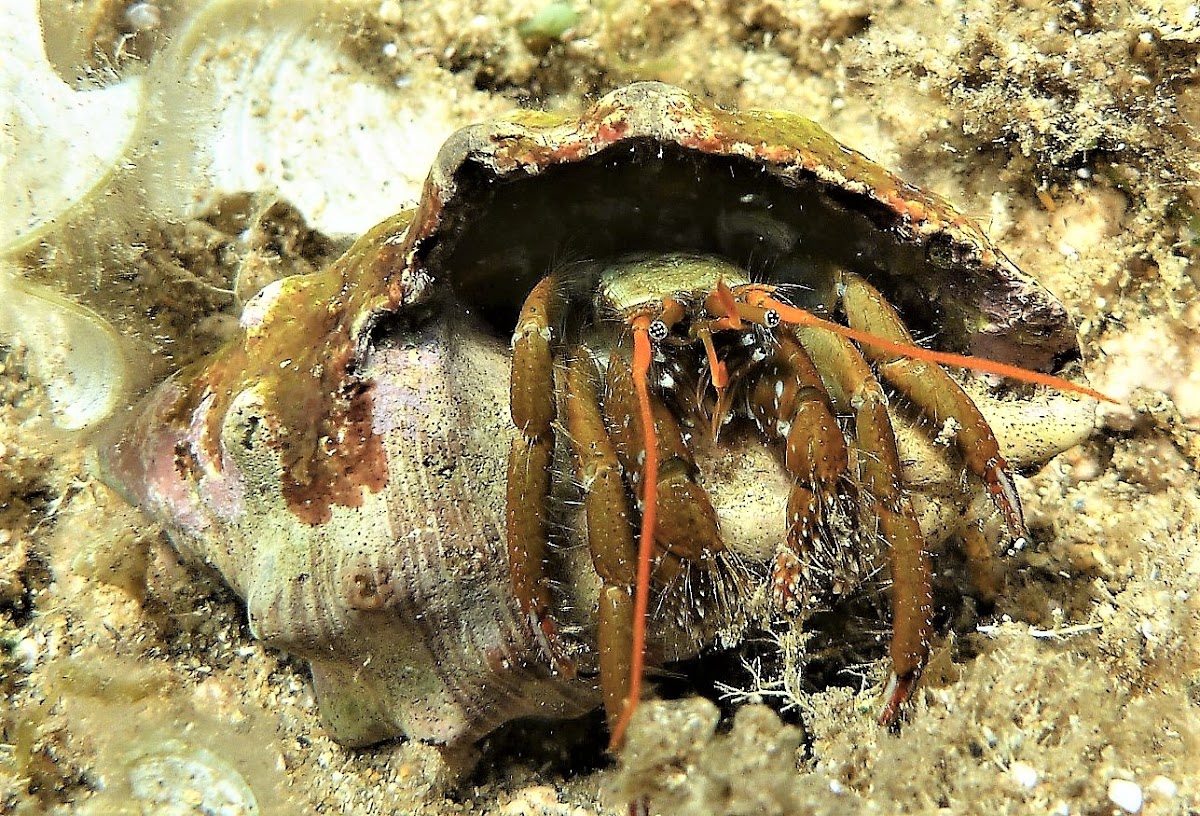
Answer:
[[105, 82, 1094, 748]]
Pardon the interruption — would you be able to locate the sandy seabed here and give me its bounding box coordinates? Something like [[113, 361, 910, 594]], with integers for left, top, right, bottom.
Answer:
[[2, 1, 1199, 814]]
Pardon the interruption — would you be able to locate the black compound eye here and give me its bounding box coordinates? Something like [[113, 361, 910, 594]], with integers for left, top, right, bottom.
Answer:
[[648, 319, 669, 342], [764, 309, 781, 328]]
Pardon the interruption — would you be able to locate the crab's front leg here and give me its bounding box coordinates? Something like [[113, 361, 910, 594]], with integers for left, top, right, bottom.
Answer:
[[601, 353, 724, 579], [562, 350, 639, 734], [795, 325, 933, 725], [746, 330, 863, 610], [597, 306, 729, 749], [839, 272, 1027, 539], [508, 276, 573, 672]]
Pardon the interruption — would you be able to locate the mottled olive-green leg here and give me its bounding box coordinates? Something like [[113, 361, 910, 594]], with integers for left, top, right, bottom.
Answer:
[[747, 330, 860, 611], [563, 351, 639, 732], [795, 325, 932, 725], [840, 271, 1027, 540], [507, 275, 571, 672], [601, 354, 725, 579]]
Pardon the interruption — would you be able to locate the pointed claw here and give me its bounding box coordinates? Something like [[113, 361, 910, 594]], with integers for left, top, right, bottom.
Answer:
[[878, 670, 921, 726], [985, 457, 1027, 540], [527, 611, 577, 678]]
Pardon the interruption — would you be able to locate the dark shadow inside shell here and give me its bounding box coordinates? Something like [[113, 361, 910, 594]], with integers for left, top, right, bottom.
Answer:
[[419, 139, 1078, 372]]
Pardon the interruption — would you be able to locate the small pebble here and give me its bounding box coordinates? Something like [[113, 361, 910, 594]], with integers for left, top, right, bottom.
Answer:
[[1107, 779, 1143, 813], [125, 2, 161, 31], [14, 637, 40, 672], [377, 0, 403, 24], [128, 744, 259, 815], [1009, 761, 1039, 789], [1148, 775, 1177, 799], [500, 785, 565, 815]]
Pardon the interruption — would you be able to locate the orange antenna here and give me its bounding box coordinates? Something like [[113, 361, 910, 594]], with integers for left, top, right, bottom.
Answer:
[[705, 279, 743, 331], [753, 294, 1119, 405], [609, 315, 660, 750], [694, 323, 731, 439]]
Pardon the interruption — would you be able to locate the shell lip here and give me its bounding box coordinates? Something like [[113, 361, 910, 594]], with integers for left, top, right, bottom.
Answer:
[[405, 134, 1075, 371], [378, 82, 1077, 374]]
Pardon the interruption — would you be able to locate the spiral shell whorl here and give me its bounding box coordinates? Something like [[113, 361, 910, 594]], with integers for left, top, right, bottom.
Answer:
[[274, 320, 596, 745]]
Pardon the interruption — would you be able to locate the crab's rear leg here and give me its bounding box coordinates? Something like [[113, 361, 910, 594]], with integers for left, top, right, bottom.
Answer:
[[839, 272, 1027, 540], [563, 351, 640, 736], [795, 325, 933, 725], [507, 276, 573, 673], [746, 330, 862, 610]]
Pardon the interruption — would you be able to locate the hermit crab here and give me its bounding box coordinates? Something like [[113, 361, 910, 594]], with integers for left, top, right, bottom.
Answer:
[[104, 82, 1104, 751]]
